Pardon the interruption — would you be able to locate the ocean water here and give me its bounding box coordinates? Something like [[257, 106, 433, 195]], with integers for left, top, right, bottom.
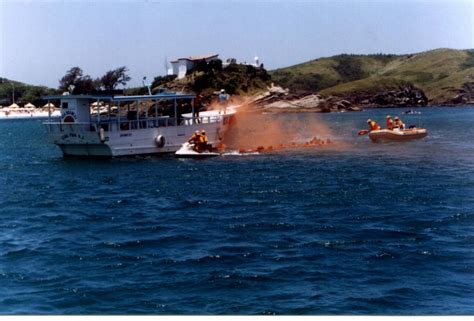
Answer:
[[0, 107, 473, 315]]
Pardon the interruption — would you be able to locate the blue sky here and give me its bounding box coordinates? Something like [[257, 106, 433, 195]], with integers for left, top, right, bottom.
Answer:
[[0, 0, 472, 88]]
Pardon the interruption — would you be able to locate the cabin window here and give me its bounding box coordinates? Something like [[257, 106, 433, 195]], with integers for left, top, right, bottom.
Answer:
[[62, 102, 69, 109]]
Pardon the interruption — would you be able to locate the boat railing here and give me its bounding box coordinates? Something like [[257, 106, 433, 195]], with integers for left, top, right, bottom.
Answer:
[[44, 114, 224, 134], [182, 115, 223, 125]]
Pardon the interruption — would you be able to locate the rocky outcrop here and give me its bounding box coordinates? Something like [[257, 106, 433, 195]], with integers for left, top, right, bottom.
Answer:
[[244, 83, 438, 113], [249, 85, 358, 113], [448, 79, 474, 104], [372, 85, 428, 106], [335, 84, 428, 107]]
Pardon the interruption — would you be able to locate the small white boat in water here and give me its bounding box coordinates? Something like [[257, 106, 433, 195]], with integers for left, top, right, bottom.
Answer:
[[175, 142, 220, 158], [369, 128, 428, 142], [42, 92, 236, 157], [403, 109, 421, 115]]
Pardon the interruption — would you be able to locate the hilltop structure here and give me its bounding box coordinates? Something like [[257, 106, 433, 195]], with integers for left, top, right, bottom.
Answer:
[[169, 54, 219, 79], [169, 54, 264, 80]]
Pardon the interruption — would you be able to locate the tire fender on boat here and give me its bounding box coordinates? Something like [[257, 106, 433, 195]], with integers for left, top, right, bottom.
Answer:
[[155, 135, 165, 147], [99, 127, 106, 143]]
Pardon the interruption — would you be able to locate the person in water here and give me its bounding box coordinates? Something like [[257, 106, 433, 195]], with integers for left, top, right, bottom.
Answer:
[[394, 116, 405, 130], [367, 119, 381, 131], [386, 115, 394, 130]]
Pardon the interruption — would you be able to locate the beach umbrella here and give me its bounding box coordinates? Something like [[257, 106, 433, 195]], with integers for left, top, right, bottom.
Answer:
[[9, 103, 19, 109], [25, 102, 36, 109], [43, 102, 56, 108], [42, 102, 56, 111]]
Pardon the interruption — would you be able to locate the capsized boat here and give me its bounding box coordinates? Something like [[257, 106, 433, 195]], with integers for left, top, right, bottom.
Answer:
[[369, 128, 427, 142], [175, 142, 220, 158]]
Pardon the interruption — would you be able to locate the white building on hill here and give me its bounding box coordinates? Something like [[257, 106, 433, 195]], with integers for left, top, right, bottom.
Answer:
[[170, 54, 219, 79]]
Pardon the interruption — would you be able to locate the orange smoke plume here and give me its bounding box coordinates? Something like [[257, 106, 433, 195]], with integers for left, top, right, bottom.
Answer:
[[221, 103, 340, 152]]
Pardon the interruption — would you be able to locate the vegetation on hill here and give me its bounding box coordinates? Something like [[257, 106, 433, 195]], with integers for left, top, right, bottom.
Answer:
[[271, 53, 400, 93], [59, 66, 131, 94], [125, 59, 272, 98], [271, 49, 474, 105], [2, 49, 472, 109], [0, 78, 58, 106], [0, 66, 132, 106], [149, 59, 272, 97]]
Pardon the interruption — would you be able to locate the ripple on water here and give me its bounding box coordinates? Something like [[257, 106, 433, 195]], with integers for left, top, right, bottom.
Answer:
[[0, 110, 474, 314]]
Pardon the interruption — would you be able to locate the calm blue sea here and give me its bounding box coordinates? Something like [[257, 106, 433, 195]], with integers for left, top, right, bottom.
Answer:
[[0, 107, 473, 315]]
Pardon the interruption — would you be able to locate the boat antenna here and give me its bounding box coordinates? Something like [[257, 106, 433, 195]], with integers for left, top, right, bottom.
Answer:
[[142, 76, 152, 95]]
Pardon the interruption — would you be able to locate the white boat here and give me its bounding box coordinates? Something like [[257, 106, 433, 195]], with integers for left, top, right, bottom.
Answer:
[[369, 128, 428, 142], [42, 93, 236, 157], [175, 142, 220, 158], [403, 109, 421, 115], [0, 108, 61, 120]]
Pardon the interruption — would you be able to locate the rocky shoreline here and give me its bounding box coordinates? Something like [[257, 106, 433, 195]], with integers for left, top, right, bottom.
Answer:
[[246, 84, 474, 113]]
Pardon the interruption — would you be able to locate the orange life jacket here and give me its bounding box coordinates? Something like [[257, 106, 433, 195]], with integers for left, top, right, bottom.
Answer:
[[369, 121, 381, 131], [189, 133, 201, 144], [386, 118, 394, 130]]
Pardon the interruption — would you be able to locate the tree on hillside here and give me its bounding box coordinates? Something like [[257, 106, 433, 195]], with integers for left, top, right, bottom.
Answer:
[[59, 67, 98, 94], [333, 55, 366, 81], [59, 67, 83, 91], [99, 66, 131, 90], [151, 75, 177, 90]]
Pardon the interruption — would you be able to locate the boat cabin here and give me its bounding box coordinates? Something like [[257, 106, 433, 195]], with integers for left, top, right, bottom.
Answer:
[[43, 92, 221, 134]]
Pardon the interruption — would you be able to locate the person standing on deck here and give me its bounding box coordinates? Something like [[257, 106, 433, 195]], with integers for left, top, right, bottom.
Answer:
[[193, 93, 204, 124], [218, 89, 229, 114]]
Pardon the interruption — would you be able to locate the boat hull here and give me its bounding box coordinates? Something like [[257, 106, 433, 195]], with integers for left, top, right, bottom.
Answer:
[[369, 128, 427, 142], [44, 121, 229, 157]]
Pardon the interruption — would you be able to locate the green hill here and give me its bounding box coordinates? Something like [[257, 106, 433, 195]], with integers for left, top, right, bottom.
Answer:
[[0, 78, 58, 106], [270, 48, 474, 105], [124, 60, 272, 100], [152, 61, 271, 97]]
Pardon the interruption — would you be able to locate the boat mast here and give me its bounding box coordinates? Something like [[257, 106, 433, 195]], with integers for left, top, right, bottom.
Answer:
[[142, 77, 152, 96]]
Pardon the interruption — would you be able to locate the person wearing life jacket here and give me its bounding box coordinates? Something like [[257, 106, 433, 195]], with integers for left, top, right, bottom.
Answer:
[[367, 119, 381, 131], [188, 130, 202, 151], [188, 130, 201, 144], [198, 129, 210, 152], [394, 116, 405, 130], [386, 115, 394, 130]]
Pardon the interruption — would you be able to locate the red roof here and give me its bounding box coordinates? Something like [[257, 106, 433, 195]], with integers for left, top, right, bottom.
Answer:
[[170, 54, 219, 63]]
